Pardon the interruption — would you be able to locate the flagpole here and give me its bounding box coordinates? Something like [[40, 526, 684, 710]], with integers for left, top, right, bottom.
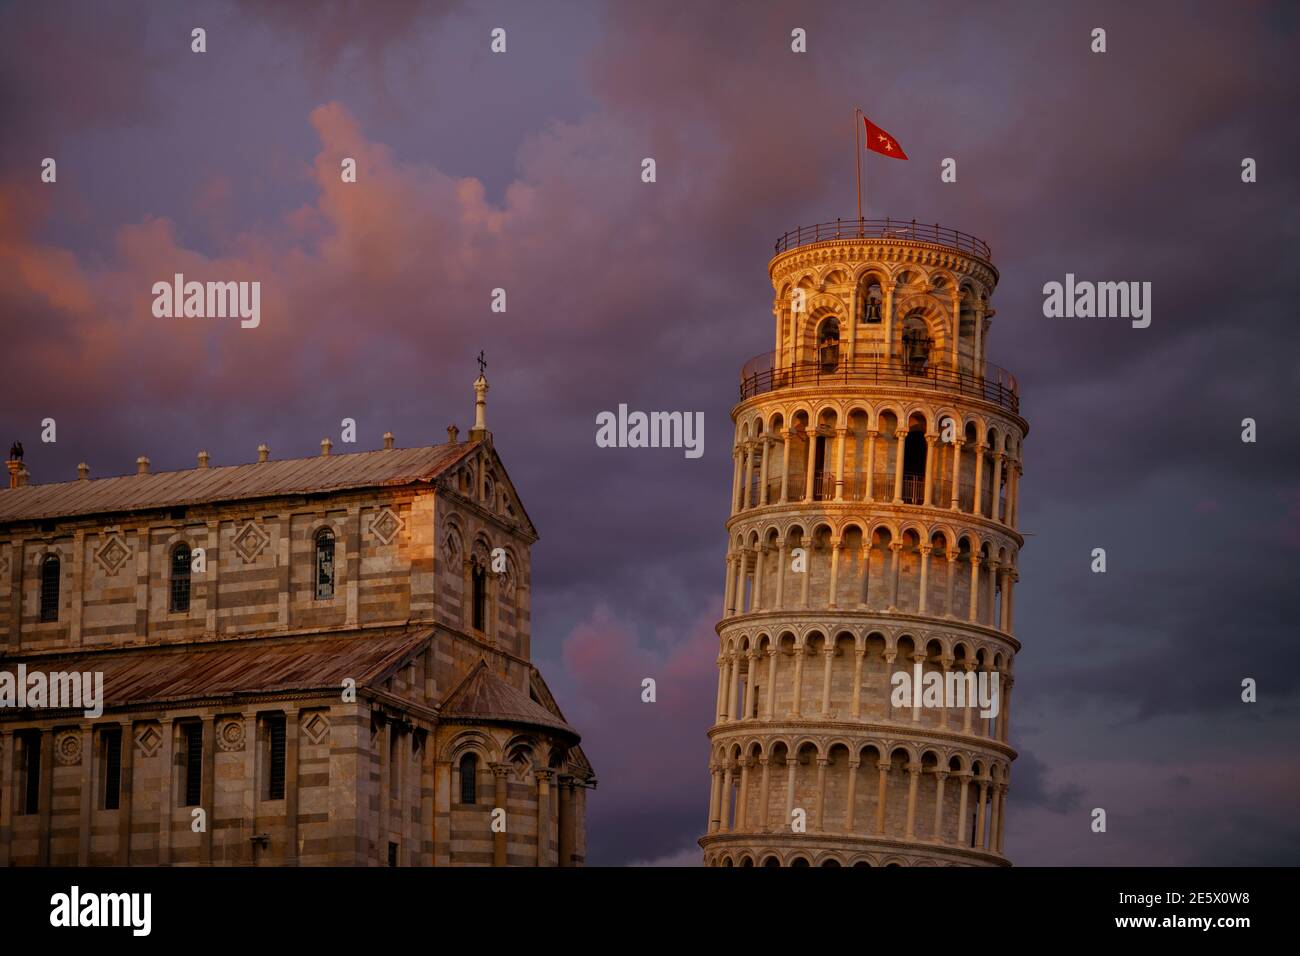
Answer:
[[854, 107, 862, 222]]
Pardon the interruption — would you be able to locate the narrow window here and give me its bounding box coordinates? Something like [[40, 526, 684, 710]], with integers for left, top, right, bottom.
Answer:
[[170, 543, 191, 613], [471, 564, 487, 632], [315, 528, 336, 600], [817, 317, 841, 371], [183, 724, 203, 806], [266, 714, 286, 800], [19, 731, 41, 814], [102, 728, 122, 810], [901, 314, 933, 371], [459, 753, 478, 804], [389, 725, 400, 791], [39, 554, 59, 622], [388, 841, 399, 867], [862, 283, 883, 323]]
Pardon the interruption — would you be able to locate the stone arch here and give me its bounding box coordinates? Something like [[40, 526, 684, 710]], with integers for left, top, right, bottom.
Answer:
[[929, 267, 958, 293], [792, 269, 818, 290], [469, 532, 493, 570], [894, 294, 951, 365], [924, 635, 945, 661], [506, 745, 536, 783], [889, 743, 917, 766], [821, 267, 849, 288], [443, 729, 497, 764], [891, 265, 924, 290], [812, 402, 841, 427]]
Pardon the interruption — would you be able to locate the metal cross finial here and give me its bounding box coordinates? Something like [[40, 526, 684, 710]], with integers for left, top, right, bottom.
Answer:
[[477, 350, 487, 376]]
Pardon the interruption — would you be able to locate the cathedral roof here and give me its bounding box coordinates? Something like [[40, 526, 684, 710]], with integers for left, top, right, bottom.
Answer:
[[0, 626, 432, 712], [0, 442, 480, 524], [439, 659, 580, 739]]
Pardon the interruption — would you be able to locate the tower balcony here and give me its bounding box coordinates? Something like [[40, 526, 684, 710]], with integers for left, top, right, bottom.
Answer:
[[773, 217, 993, 261], [751, 471, 1001, 515], [740, 351, 1019, 415]]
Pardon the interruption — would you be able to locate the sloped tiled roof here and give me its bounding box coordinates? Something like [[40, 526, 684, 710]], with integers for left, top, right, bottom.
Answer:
[[0, 443, 478, 524], [0, 626, 432, 712], [440, 659, 579, 739]]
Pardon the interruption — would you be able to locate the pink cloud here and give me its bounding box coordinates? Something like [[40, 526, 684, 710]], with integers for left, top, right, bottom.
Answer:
[[559, 605, 718, 859]]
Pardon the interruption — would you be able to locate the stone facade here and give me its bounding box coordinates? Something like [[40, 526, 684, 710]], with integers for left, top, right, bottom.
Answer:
[[700, 222, 1026, 867], [0, 380, 594, 866]]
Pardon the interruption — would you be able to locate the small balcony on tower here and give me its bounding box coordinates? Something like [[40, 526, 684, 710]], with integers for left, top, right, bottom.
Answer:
[[739, 348, 1019, 415]]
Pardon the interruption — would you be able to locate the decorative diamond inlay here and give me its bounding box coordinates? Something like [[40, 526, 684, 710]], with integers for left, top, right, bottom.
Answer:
[[370, 508, 405, 545], [302, 712, 330, 745], [135, 724, 163, 758], [233, 521, 270, 563], [94, 534, 131, 575]]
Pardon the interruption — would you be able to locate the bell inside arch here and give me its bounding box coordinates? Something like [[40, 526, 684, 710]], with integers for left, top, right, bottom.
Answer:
[[901, 317, 933, 371], [817, 318, 841, 371]]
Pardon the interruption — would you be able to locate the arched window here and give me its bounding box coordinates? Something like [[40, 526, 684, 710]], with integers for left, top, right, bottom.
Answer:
[[39, 554, 60, 622], [903, 430, 928, 504], [816, 317, 841, 371], [471, 563, 487, 632], [459, 753, 478, 804], [315, 528, 336, 600], [169, 543, 191, 613], [901, 313, 933, 371], [862, 282, 883, 323]]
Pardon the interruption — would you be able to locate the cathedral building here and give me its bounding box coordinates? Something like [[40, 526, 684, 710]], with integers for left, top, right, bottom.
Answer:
[[0, 373, 594, 866], [701, 219, 1026, 866]]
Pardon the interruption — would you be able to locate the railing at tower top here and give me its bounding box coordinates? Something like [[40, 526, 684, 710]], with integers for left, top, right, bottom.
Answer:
[[773, 218, 993, 260], [739, 352, 1020, 414]]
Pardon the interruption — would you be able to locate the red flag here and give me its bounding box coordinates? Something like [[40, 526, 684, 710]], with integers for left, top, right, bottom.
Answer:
[[863, 116, 908, 160]]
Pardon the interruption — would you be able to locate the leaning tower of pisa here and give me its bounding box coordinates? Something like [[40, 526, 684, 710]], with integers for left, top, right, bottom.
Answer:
[[700, 218, 1026, 868]]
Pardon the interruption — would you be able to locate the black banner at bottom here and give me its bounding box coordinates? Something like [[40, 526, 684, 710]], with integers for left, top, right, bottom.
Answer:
[[0, 865, 1285, 944]]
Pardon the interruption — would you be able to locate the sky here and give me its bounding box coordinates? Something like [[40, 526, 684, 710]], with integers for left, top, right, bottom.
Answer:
[[1, 0, 1298, 866]]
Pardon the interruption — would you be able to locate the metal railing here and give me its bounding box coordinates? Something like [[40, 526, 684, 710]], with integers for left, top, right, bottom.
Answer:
[[811, 472, 837, 501], [841, 474, 866, 501], [774, 217, 992, 260], [739, 353, 1019, 414]]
